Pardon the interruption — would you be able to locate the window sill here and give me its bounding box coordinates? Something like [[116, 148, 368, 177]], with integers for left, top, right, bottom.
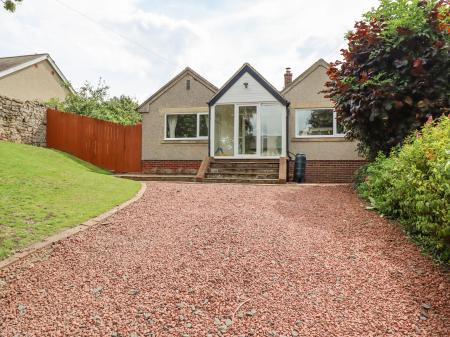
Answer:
[[161, 139, 208, 144], [291, 137, 348, 142]]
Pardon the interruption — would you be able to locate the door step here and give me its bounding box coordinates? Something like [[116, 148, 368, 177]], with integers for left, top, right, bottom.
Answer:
[[116, 174, 195, 182], [210, 162, 279, 169], [203, 177, 280, 184], [207, 172, 279, 179], [198, 157, 286, 184]]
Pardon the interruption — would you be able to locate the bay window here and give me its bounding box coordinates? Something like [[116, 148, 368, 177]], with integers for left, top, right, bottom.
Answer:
[[295, 108, 345, 137], [165, 113, 208, 139]]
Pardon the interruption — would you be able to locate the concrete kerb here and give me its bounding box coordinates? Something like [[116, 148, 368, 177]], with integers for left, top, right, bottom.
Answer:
[[0, 182, 147, 270]]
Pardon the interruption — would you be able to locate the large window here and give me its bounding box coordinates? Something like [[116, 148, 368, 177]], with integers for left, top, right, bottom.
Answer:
[[261, 104, 283, 156], [165, 113, 208, 139], [295, 108, 344, 137], [214, 104, 234, 156]]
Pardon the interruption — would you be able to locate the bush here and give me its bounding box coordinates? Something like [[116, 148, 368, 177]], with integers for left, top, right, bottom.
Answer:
[[47, 79, 141, 125], [324, 0, 450, 160], [357, 116, 450, 263]]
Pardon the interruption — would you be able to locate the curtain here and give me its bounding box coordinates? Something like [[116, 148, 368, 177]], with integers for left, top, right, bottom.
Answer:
[[168, 115, 178, 138]]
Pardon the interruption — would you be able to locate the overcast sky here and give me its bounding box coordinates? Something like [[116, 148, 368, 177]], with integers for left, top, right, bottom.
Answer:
[[1, 0, 379, 102]]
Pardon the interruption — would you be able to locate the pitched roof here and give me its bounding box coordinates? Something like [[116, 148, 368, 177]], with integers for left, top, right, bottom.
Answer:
[[138, 67, 218, 112], [0, 53, 74, 93], [0, 54, 43, 72], [208, 63, 289, 106], [281, 58, 329, 96]]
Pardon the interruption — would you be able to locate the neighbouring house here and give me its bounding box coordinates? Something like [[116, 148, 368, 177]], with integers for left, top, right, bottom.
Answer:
[[0, 53, 72, 102], [138, 59, 366, 183]]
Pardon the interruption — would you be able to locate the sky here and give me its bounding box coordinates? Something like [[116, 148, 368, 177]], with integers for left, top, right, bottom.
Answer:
[[0, 0, 379, 102]]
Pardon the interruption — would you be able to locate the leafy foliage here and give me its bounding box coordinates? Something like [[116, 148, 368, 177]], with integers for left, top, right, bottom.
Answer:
[[324, 0, 450, 160], [357, 117, 450, 263], [2, 0, 22, 12], [47, 80, 141, 125]]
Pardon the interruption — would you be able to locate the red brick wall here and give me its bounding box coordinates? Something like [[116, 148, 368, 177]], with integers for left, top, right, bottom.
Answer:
[[142, 159, 366, 182], [288, 160, 366, 183], [142, 160, 202, 175]]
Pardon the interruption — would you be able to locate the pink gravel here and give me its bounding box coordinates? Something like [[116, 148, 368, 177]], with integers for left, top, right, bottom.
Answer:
[[0, 182, 449, 337]]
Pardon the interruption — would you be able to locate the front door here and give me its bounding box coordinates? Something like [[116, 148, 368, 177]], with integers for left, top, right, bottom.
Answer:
[[211, 103, 286, 158], [237, 105, 258, 156]]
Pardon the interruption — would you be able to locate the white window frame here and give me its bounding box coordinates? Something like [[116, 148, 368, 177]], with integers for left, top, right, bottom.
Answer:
[[294, 108, 345, 138], [164, 112, 209, 140], [197, 112, 209, 138], [210, 102, 286, 158]]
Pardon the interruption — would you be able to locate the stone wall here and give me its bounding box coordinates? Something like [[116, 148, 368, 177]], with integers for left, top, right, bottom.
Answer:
[[0, 95, 47, 146]]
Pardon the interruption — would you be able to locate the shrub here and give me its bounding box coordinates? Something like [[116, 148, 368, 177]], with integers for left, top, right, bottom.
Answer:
[[324, 0, 450, 160], [47, 79, 141, 125], [358, 117, 450, 263]]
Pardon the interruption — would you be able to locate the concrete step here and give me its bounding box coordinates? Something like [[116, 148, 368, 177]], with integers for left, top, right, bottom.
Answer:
[[212, 159, 279, 163], [206, 172, 279, 179], [210, 162, 279, 169], [203, 177, 280, 184], [116, 174, 195, 182], [208, 167, 278, 174]]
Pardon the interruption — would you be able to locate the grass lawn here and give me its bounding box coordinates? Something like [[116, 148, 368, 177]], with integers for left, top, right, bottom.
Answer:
[[0, 141, 141, 260]]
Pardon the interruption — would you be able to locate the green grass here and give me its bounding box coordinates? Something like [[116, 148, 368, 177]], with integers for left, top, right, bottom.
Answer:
[[0, 141, 141, 260]]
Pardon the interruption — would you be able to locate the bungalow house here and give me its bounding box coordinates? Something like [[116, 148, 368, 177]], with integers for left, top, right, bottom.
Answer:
[[0, 53, 72, 102], [138, 59, 365, 183]]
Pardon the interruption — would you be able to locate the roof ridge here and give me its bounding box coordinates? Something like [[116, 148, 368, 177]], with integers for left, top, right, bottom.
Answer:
[[0, 53, 49, 60]]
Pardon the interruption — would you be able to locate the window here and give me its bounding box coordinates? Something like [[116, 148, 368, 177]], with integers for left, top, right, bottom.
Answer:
[[199, 114, 208, 137], [214, 105, 234, 156], [261, 104, 283, 156], [165, 113, 208, 139], [295, 108, 345, 137]]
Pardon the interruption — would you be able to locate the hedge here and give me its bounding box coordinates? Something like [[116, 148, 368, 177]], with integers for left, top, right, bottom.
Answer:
[[357, 116, 450, 263]]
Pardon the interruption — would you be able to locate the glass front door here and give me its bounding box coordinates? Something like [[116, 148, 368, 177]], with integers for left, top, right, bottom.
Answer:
[[212, 103, 285, 158], [214, 104, 235, 156], [260, 104, 283, 156], [238, 106, 257, 155]]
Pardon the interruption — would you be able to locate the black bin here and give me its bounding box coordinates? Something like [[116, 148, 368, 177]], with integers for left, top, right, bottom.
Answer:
[[293, 153, 306, 183]]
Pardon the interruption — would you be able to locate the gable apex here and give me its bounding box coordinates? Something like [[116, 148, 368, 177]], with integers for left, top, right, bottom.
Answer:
[[138, 67, 218, 112], [281, 59, 330, 95], [0, 53, 74, 93], [208, 63, 289, 106]]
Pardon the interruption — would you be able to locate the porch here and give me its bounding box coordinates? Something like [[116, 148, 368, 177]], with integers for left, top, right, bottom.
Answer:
[[209, 103, 287, 159]]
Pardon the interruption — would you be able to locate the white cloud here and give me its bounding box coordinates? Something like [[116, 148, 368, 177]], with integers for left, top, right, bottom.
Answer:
[[0, 0, 379, 101]]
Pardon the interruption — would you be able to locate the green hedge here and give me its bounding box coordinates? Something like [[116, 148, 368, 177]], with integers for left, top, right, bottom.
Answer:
[[46, 80, 141, 126], [357, 117, 450, 263]]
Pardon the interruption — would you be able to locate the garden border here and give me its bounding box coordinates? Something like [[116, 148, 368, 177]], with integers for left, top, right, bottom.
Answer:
[[0, 182, 147, 270]]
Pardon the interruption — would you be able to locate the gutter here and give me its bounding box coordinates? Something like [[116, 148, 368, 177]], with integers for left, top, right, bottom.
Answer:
[[286, 103, 290, 181], [207, 102, 211, 157]]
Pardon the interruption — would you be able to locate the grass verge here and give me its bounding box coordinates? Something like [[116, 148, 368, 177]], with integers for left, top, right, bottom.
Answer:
[[0, 141, 140, 260]]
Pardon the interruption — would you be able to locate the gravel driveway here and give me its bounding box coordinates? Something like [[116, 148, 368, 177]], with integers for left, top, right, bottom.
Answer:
[[1, 182, 449, 336]]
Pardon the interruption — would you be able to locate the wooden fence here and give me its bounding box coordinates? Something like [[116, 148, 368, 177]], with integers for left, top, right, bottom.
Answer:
[[46, 109, 142, 173]]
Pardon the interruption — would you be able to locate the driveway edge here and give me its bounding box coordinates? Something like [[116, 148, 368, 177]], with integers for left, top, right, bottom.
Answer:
[[0, 182, 147, 271]]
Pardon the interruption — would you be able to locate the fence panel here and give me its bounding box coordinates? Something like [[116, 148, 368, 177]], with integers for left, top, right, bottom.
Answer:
[[46, 109, 141, 173]]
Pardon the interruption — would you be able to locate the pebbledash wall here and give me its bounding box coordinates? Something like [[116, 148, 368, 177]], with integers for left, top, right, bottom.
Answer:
[[281, 60, 366, 183], [139, 68, 217, 175], [139, 62, 367, 182], [0, 95, 47, 146]]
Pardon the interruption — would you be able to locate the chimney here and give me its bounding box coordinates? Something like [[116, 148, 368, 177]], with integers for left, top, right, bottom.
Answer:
[[284, 67, 292, 89]]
